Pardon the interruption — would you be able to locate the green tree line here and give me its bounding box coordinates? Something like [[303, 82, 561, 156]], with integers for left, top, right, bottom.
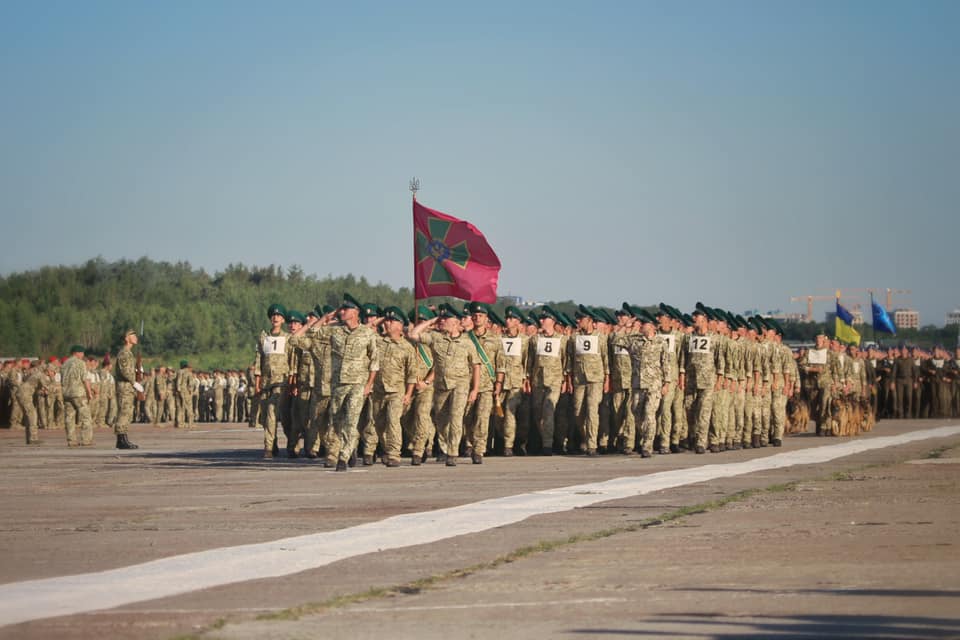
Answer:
[[2, 257, 955, 368]]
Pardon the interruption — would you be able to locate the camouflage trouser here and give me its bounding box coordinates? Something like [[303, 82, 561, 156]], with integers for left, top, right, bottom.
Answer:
[[63, 395, 94, 446], [670, 382, 688, 446], [634, 388, 662, 453], [175, 393, 192, 428], [572, 382, 603, 452], [370, 390, 404, 461], [225, 390, 236, 422], [261, 387, 288, 451], [289, 389, 311, 453], [684, 385, 715, 450], [433, 385, 469, 457], [15, 391, 39, 443], [656, 385, 673, 448], [499, 388, 524, 451], [771, 385, 787, 442], [710, 387, 730, 447], [359, 395, 376, 456], [754, 388, 772, 443], [331, 383, 366, 463], [248, 394, 261, 429], [410, 386, 435, 458], [213, 389, 224, 422], [531, 385, 561, 451], [308, 393, 331, 458], [598, 391, 612, 449], [115, 384, 135, 435], [611, 387, 633, 451], [743, 389, 756, 444], [733, 387, 747, 445], [467, 390, 495, 456]]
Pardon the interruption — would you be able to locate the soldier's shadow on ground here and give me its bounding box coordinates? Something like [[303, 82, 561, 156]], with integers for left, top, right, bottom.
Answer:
[[135, 449, 328, 469], [571, 611, 960, 638]]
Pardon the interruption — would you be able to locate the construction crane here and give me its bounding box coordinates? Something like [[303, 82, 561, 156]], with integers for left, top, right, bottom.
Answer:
[[882, 288, 911, 311], [790, 292, 864, 322]]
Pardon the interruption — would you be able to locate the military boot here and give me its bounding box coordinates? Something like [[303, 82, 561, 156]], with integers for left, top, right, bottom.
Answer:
[[116, 434, 139, 450]]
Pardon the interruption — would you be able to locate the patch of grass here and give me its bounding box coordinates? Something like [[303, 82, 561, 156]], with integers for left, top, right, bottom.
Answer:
[[926, 446, 950, 459]]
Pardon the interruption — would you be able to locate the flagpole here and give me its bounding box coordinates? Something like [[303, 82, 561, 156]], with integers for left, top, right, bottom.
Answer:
[[410, 177, 420, 320]]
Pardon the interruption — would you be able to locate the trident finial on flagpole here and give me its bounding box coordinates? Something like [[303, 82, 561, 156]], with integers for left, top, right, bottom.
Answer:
[[409, 177, 420, 201]]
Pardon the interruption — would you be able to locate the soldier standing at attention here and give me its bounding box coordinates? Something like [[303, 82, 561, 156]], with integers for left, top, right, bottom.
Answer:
[[370, 307, 417, 467], [292, 295, 379, 471], [255, 303, 294, 459], [61, 345, 95, 447], [408, 304, 479, 467], [174, 360, 194, 429], [568, 305, 610, 456], [891, 346, 916, 419], [113, 329, 141, 449], [609, 307, 635, 454]]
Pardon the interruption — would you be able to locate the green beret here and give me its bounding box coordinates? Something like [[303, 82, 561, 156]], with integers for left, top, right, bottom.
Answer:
[[681, 313, 694, 327], [416, 304, 436, 321], [504, 305, 525, 321], [306, 307, 319, 318], [560, 311, 577, 328], [735, 314, 748, 329], [361, 303, 382, 319], [621, 302, 636, 318], [575, 304, 598, 322], [691, 306, 707, 318], [539, 305, 561, 323], [267, 303, 287, 319], [340, 293, 361, 310], [437, 303, 463, 319], [322, 304, 335, 315], [382, 306, 408, 325], [595, 308, 616, 325], [285, 310, 306, 324], [635, 308, 656, 324], [467, 301, 490, 315], [69, 344, 86, 354], [180, 360, 189, 369], [526, 312, 540, 325]]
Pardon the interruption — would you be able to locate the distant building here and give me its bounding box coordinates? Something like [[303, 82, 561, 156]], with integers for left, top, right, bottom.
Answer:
[[946, 309, 960, 326], [893, 308, 920, 330]]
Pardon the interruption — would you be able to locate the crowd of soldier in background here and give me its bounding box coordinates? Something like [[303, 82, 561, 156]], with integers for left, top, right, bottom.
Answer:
[[0, 355, 262, 441]]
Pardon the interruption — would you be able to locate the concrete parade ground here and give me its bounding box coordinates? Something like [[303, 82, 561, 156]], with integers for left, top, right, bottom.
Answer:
[[1, 419, 958, 640]]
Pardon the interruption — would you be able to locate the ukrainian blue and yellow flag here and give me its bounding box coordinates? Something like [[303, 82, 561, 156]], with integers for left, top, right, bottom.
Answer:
[[835, 293, 861, 346]]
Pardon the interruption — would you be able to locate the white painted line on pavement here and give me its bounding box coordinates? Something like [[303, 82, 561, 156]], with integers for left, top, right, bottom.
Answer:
[[1, 425, 958, 627]]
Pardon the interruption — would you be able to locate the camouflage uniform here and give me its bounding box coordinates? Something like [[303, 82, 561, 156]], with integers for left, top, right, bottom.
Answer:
[[528, 332, 569, 452], [608, 335, 635, 452], [255, 329, 294, 453], [16, 367, 51, 443], [369, 334, 417, 462], [680, 329, 724, 451], [568, 330, 609, 453], [420, 331, 477, 459], [408, 340, 436, 460], [498, 331, 528, 454], [307, 323, 379, 465], [114, 347, 138, 436], [61, 355, 94, 446], [466, 327, 503, 458], [175, 366, 194, 428], [612, 332, 669, 454]]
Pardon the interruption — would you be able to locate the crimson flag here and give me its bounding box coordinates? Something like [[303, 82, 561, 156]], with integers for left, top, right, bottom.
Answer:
[[413, 199, 500, 303]]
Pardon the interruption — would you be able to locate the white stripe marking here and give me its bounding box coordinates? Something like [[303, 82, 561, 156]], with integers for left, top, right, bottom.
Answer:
[[1, 425, 957, 627]]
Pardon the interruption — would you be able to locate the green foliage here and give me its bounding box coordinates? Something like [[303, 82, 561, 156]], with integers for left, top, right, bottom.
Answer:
[[0, 257, 413, 367]]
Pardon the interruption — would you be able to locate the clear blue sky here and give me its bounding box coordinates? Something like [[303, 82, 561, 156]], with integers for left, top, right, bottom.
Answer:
[[2, 1, 958, 327]]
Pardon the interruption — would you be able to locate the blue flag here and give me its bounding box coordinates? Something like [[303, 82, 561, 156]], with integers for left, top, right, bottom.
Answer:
[[872, 301, 897, 334], [835, 299, 860, 346]]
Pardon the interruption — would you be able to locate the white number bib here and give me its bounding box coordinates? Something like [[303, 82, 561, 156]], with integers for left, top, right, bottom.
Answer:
[[688, 336, 711, 354], [659, 333, 676, 353], [537, 337, 561, 357], [501, 337, 522, 357], [614, 344, 629, 356], [262, 335, 287, 355], [575, 335, 598, 355], [807, 349, 827, 365]]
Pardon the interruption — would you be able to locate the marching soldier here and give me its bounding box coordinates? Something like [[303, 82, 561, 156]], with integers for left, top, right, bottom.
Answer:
[[568, 305, 609, 456], [255, 303, 294, 459], [408, 304, 479, 467], [174, 360, 194, 428], [527, 306, 569, 455], [498, 306, 529, 456], [680, 307, 724, 454], [465, 302, 504, 464], [370, 307, 416, 467]]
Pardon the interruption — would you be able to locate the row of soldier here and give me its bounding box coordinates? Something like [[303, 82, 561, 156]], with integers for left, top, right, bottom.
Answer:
[[250, 295, 944, 471]]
